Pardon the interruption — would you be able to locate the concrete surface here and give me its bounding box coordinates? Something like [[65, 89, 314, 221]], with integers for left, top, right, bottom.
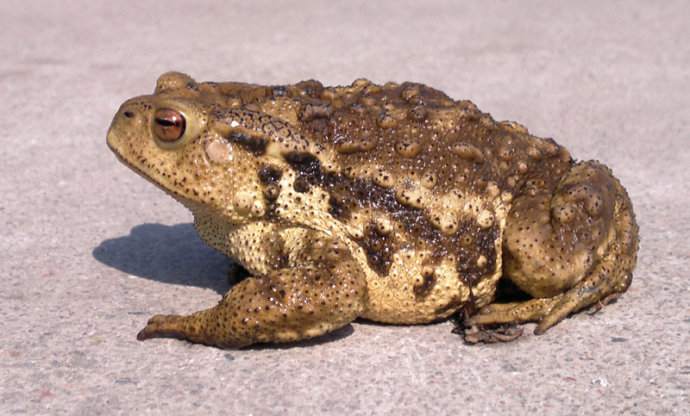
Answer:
[[1, 0, 688, 414]]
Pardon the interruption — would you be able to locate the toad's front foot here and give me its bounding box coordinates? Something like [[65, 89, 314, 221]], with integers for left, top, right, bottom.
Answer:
[[136, 313, 234, 346], [136, 233, 367, 348], [137, 315, 182, 341]]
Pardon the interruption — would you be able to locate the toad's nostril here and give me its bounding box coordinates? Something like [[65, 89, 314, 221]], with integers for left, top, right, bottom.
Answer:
[[123, 110, 135, 118]]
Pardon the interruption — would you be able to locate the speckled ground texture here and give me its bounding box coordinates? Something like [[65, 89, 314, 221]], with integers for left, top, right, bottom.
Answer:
[[2, 0, 688, 414]]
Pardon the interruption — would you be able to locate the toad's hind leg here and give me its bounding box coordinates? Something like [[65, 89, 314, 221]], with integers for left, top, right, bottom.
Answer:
[[468, 161, 638, 335], [137, 235, 367, 348]]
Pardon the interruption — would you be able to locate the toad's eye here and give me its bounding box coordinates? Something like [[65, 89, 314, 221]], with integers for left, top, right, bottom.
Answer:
[[153, 108, 186, 142]]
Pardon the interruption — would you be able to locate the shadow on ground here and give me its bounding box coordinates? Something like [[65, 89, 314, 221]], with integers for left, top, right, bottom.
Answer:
[[93, 223, 231, 294]]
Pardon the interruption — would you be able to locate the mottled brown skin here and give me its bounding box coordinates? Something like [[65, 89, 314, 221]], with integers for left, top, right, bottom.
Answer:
[[107, 72, 639, 348]]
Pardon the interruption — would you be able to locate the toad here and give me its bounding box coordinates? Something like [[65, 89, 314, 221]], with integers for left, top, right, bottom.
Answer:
[[107, 72, 638, 348]]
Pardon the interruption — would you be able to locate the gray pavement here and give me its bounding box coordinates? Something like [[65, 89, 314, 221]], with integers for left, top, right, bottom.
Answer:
[[1, 0, 688, 414]]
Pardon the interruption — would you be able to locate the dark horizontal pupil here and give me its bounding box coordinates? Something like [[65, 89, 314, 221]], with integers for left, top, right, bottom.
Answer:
[[156, 117, 177, 126]]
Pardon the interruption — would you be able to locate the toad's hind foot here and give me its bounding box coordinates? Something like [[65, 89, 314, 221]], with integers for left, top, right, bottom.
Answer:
[[467, 161, 638, 336], [460, 323, 524, 344]]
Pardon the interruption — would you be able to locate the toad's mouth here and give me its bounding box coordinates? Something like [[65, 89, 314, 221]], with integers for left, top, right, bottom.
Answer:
[[106, 132, 202, 212]]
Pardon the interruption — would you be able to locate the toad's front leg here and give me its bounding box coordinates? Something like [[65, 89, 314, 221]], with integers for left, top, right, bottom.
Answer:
[[137, 232, 367, 348]]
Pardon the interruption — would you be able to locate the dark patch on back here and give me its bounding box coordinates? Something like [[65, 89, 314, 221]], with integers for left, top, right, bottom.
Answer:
[[413, 269, 436, 298], [225, 131, 267, 155], [326, 173, 406, 221], [286, 152, 322, 177], [286, 152, 323, 194], [258, 165, 283, 185], [360, 223, 395, 276], [455, 221, 499, 286]]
